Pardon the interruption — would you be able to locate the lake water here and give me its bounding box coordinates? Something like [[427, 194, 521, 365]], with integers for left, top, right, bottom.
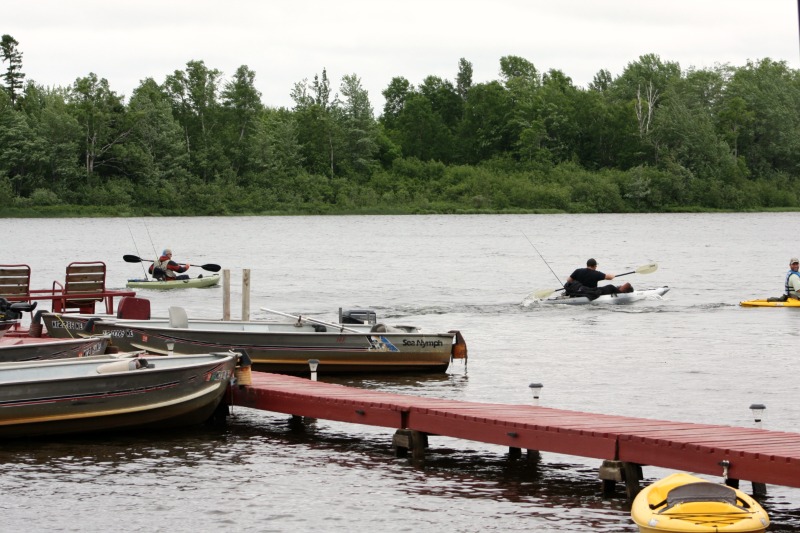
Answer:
[[2, 213, 800, 532]]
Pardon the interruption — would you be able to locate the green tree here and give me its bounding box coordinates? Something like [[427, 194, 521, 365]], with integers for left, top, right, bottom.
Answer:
[[0, 35, 25, 105], [221, 65, 264, 177], [419, 75, 463, 134], [124, 78, 190, 190], [291, 68, 344, 177], [250, 107, 303, 187], [723, 59, 800, 178], [381, 76, 412, 129], [164, 60, 226, 182], [0, 88, 37, 195], [395, 93, 453, 162], [456, 58, 473, 101], [459, 81, 513, 163], [68, 73, 130, 183], [19, 84, 81, 195], [339, 73, 378, 176]]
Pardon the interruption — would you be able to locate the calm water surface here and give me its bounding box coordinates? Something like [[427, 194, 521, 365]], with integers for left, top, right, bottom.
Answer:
[[3, 213, 800, 532]]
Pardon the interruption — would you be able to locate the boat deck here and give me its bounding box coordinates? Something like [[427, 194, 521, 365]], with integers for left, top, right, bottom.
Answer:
[[231, 372, 800, 489]]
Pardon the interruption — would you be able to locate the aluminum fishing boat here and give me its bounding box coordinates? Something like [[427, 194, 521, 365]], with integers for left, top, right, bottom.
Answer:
[[41, 307, 467, 374], [0, 334, 110, 362], [0, 352, 238, 438]]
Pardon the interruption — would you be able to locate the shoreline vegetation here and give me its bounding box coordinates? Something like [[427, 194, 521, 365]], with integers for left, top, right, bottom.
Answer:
[[2, 34, 800, 217]]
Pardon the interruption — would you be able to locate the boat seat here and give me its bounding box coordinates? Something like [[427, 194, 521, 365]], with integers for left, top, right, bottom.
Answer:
[[59, 261, 107, 314], [0, 264, 32, 302], [654, 482, 739, 512], [169, 306, 189, 328], [371, 323, 404, 333], [116, 297, 151, 320]]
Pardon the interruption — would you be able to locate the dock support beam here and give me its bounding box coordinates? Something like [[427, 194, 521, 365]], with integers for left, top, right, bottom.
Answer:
[[599, 460, 642, 500], [392, 429, 428, 460], [752, 481, 767, 496], [508, 447, 540, 462]]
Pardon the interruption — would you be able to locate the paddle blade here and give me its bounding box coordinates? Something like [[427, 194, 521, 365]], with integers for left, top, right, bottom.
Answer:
[[531, 288, 558, 300], [199, 263, 221, 272], [123, 254, 142, 263], [635, 262, 658, 275]]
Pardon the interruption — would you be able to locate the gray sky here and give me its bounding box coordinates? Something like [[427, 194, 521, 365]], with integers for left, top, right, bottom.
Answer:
[[5, 0, 800, 113]]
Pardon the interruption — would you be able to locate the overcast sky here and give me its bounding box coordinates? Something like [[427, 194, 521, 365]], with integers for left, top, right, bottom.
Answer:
[[5, 0, 800, 113]]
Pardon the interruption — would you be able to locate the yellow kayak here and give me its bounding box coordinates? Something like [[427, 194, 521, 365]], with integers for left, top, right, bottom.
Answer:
[[631, 472, 769, 533], [740, 298, 800, 307]]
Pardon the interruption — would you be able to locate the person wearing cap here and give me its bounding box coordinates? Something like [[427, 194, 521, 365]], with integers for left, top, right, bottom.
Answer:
[[563, 258, 633, 300], [149, 248, 191, 281], [786, 258, 800, 300]]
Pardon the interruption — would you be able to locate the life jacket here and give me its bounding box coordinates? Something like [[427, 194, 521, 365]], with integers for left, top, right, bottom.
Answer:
[[563, 280, 603, 300], [153, 256, 175, 280], [785, 270, 800, 295]]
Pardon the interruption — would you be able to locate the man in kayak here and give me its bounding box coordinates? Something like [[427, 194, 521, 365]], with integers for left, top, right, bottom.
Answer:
[[563, 258, 633, 300], [786, 257, 800, 300], [149, 249, 191, 281]]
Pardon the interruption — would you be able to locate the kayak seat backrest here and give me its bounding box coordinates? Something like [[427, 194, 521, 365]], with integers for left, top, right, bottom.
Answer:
[[0, 264, 31, 302], [117, 296, 151, 320], [61, 261, 107, 314], [663, 482, 737, 511], [169, 306, 188, 328]]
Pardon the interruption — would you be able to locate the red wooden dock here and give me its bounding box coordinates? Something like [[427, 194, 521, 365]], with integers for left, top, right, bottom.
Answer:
[[230, 371, 800, 492]]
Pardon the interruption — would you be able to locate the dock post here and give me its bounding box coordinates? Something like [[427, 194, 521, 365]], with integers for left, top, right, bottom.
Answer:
[[509, 446, 522, 459], [748, 404, 768, 496], [222, 269, 231, 320], [392, 429, 428, 460], [599, 460, 642, 499], [241, 269, 250, 321]]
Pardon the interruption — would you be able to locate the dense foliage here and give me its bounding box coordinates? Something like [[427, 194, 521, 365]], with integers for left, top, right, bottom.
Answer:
[[2, 34, 800, 216]]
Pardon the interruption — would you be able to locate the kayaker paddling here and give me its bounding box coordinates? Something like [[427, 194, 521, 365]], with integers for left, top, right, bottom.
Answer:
[[786, 257, 800, 300], [563, 258, 634, 300], [149, 248, 191, 281]]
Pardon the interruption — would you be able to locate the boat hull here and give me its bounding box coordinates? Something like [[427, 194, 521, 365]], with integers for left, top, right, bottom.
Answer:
[[631, 473, 769, 533], [539, 286, 670, 305], [0, 352, 236, 438], [740, 298, 800, 307], [126, 274, 220, 290], [0, 320, 15, 338], [42, 314, 461, 374], [0, 335, 109, 362]]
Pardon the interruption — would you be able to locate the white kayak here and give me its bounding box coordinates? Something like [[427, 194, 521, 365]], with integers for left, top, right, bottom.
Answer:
[[535, 286, 670, 305]]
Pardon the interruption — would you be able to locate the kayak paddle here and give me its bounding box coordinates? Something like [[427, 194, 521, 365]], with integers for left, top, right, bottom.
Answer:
[[123, 254, 222, 273], [528, 262, 658, 300]]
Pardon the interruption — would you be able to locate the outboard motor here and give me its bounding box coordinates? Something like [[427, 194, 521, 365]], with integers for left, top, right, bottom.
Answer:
[[339, 309, 377, 325], [0, 298, 37, 321]]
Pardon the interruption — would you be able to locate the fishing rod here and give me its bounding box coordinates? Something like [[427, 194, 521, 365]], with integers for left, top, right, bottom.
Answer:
[[521, 232, 564, 287], [127, 223, 149, 279], [144, 223, 159, 260]]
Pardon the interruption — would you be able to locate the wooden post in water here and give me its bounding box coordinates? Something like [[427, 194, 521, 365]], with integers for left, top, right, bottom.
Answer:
[[599, 460, 642, 499], [222, 269, 231, 320], [241, 268, 250, 321], [392, 429, 428, 459]]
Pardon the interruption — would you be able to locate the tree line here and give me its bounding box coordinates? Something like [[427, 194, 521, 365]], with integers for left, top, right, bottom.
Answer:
[[1, 33, 800, 216]]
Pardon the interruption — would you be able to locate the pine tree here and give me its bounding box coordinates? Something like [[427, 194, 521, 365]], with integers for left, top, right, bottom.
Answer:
[[0, 35, 25, 105]]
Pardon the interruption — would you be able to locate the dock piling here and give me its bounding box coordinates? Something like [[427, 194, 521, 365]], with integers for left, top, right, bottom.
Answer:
[[392, 429, 428, 460], [599, 460, 642, 499]]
